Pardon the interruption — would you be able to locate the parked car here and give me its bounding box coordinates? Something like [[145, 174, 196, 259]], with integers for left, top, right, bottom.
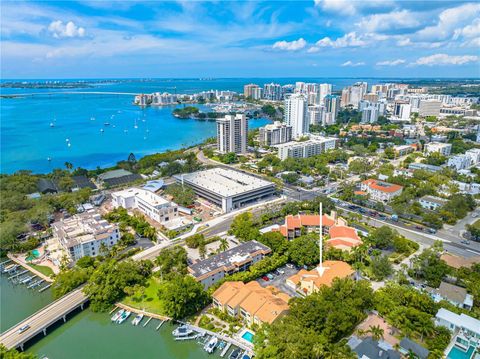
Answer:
[[267, 273, 274, 280], [277, 268, 285, 274], [286, 263, 294, 269], [262, 276, 270, 281], [18, 324, 30, 334], [427, 228, 437, 234]]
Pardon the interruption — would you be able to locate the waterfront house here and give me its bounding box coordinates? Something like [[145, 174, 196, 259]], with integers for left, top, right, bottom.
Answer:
[[212, 281, 289, 326], [51, 209, 120, 261]]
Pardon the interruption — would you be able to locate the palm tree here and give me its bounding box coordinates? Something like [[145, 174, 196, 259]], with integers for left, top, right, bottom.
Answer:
[[368, 325, 384, 341], [144, 226, 157, 242], [64, 162, 73, 171], [199, 243, 207, 259], [218, 238, 229, 253]]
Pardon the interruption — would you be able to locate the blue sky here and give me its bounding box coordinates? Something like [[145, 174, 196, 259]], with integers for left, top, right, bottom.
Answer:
[[1, 0, 479, 78]]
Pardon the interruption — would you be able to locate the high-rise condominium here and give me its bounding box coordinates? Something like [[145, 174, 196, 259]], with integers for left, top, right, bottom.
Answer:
[[216, 114, 248, 154], [284, 93, 309, 139]]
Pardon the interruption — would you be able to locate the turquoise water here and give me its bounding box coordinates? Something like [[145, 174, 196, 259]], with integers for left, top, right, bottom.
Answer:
[[1, 77, 413, 174], [0, 92, 269, 174], [26, 249, 40, 261], [241, 331, 254, 343], [0, 272, 53, 332], [447, 345, 475, 359]]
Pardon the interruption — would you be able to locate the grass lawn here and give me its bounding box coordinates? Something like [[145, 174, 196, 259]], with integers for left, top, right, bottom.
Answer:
[[28, 263, 54, 277], [122, 277, 166, 316], [473, 219, 480, 229]]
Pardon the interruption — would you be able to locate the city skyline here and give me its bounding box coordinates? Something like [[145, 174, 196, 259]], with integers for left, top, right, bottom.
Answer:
[[1, 0, 479, 79]]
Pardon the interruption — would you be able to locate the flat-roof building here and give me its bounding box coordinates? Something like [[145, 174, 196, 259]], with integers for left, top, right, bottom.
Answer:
[[52, 209, 120, 261], [424, 142, 452, 156], [188, 240, 271, 289], [175, 168, 276, 213], [112, 187, 178, 224], [274, 136, 338, 160]]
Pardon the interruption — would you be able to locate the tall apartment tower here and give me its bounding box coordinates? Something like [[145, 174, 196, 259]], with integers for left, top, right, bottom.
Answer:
[[284, 93, 309, 139], [325, 95, 340, 117], [216, 114, 248, 154], [244, 84, 262, 100]]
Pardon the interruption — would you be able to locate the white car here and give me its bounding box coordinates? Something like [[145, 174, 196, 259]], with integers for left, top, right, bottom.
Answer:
[[18, 324, 30, 334]]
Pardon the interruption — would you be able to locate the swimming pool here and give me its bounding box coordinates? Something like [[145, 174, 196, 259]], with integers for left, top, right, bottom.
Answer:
[[241, 331, 254, 343], [26, 249, 40, 261], [447, 345, 475, 359]]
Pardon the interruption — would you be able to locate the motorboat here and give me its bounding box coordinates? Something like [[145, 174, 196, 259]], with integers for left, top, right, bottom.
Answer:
[[229, 349, 241, 359], [116, 310, 131, 324], [172, 325, 194, 337], [111, 309, 124, 322], [204, 336, 218, 354], [131, 313, 144, 326]]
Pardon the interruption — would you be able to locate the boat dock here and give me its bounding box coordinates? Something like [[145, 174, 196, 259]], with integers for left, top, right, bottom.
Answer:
[[143, 317, 152, 327], [7, 254, 54, 283], [220, 342, 232, 357], [176, 322, 253, 355]]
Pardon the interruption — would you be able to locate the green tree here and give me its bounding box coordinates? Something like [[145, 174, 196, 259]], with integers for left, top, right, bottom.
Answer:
[[370, 255, 393, 280], [368, 325, 384, 341], [288, 235, 319, 268], [218, 238, 229, 252], [155, 246, 188, 277], [157, 275, 209, 319], [229, 212, 261, 241], [76, 256, 95, 269], [164, 184, 196, 206]]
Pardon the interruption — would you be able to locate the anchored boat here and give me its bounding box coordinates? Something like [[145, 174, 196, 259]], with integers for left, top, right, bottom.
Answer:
[[131, 313, 144, 326], [172, 325, 194, 337], [204, 336, 218, 354]]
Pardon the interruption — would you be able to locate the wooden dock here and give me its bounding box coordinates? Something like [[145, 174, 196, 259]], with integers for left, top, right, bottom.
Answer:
[[143, 317, 152, 327], [220, 342, 232, 357], [7, 254, 53, 283], [115, 303, 170, 321]]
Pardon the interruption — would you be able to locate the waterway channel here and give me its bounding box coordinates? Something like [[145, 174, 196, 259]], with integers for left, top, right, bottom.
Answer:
[[1, 274, 229, 358]]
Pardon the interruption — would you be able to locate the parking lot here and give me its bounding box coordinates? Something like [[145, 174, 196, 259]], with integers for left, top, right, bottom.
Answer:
[[256, 264, 301, 298]]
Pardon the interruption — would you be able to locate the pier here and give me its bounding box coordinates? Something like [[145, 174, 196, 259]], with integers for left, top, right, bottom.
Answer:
[[7, 254, 53, 283], [220, 342, 232, 357], [0, 287, 88, 350]]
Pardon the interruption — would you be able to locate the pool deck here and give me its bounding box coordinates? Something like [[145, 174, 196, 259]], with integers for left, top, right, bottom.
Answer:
[[7, 253, 53, 283]]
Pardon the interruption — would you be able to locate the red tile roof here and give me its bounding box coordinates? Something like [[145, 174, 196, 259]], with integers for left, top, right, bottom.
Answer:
[[362, 179, 403, 193]]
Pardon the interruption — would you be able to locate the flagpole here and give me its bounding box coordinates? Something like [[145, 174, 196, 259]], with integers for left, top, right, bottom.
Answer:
[[319, 201, 323, 271]]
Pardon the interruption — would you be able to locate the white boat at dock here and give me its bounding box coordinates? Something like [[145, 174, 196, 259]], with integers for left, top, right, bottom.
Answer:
[[116, 310, 131, 324], [204, 336, 218, 354], [3, 264, 18, 273], [111, 309, 124, 322], [131, 313, 144, 326], [172, 325, 194, 337]]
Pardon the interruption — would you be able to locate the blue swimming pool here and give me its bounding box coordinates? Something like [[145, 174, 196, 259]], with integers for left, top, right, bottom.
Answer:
[[26, 249, 41, 261], [447, 345, 475, 359], [241, 331, 254, 343]]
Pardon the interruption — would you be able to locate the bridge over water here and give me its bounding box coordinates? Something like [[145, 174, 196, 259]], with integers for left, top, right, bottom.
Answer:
[[0, 288, 87, 350]]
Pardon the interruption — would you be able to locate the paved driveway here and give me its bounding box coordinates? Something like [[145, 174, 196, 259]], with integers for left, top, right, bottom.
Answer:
[[256, 265, 301, 298]]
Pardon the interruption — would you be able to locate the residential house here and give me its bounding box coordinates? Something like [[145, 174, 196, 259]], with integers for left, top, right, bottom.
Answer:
[[435, 308, 480, 354], [326, 225, 363, 251], [418, 195, 447, 211], [286, 260, 354, 295], [429, 282, 474, 310], [212, 281, 289, 326], [360, 179, 403, 203], [399, 338, 429, 359]]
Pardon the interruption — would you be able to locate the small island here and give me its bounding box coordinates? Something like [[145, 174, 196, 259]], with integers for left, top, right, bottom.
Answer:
[[172, 106, 223, 120]]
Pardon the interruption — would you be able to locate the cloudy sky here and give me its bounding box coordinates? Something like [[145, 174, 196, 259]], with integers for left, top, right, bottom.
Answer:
[[1, 0, 479, 78]]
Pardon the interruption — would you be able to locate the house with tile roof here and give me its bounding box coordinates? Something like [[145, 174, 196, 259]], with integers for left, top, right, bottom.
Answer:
[[326, 225, 363, 251], [286, 260, 354, 295], [212, 281, 289, 326], [360, 179, 403, 203], [274, 212, 344, 240]]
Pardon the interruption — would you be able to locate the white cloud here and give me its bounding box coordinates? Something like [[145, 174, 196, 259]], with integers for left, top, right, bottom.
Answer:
[[48, 20, 85, 38], [315, 32, 367, 48], [414, 53, 479, 66], [376, 59, 406, 66], [415, 3, 480, 41], [355, 10, 420, 32], [341, 60, 365, 67], [314, 0, 357, 15], [272, 38, 306, 51]]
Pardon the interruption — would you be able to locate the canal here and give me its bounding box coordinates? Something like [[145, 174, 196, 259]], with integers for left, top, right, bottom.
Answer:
[[1, 273, 228, 358]]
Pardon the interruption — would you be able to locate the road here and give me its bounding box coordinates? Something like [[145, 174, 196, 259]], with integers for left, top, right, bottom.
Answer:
[[335, 200, 480, 258], [0, 288, 88, 350]]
